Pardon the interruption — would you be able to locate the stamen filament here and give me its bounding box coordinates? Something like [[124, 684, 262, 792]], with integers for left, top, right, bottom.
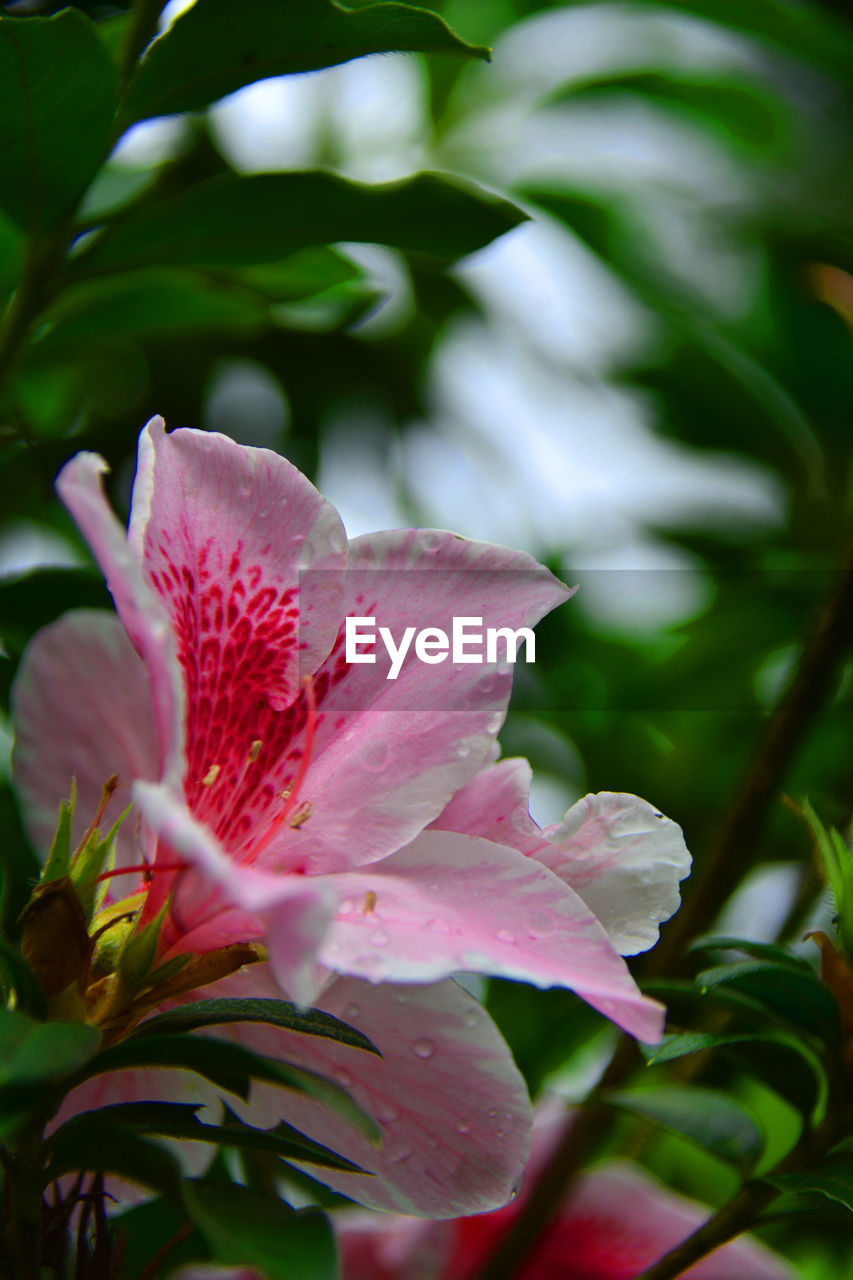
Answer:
[[250, 675, 317, 861], [96, 860, 187, 885]]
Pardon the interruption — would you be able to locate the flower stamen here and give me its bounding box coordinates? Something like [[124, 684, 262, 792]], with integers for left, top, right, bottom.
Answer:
[[250, 675, 317, 861]]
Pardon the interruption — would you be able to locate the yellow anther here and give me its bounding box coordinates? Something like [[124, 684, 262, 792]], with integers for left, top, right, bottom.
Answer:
[[289, 802, 312, 830], [249, 739, 263, 762], [202, 764, 221, 787], [363, 890, 377, 914]]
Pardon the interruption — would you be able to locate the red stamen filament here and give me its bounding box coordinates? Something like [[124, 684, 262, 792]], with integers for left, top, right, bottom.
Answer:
[[250, 674, 317, 862], [96, 861, 187, 885]]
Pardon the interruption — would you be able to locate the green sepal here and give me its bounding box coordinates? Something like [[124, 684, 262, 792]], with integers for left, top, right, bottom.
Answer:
[[117, 899, 169, 991], [42, 782, 76, 884], [70, 802, 132, 921]]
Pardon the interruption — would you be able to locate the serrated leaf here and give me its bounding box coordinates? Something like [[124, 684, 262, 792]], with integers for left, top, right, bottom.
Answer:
[[78, 1031, 379, 1139], [604, 1086, 764, 1167], [44, 1114, 181, 1193], [0, 10, 117, 231], [75, 171, 527, 275], [123, 0, 489, 124], [70, 1099, 368, 1172], [130, 996, 380, 1055], [184, 1179, 337, 1280]]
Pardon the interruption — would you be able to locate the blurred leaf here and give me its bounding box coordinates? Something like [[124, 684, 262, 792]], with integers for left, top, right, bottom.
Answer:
[[764, 1159, 853, 1215], [110, 1195, 210, 1279], [550, 70, 788, 152], [604, 1085, 765, 1167], [0, 781, 40, 936], [75, 171, 527, 275], [132, 995, 380, 1054], [0, 568, 112, 704], [689, 936, 818, 972], [0, 938, 45, 1018], [44, 1113, 181, 1193], [0, 1008, 99, 1086], [0, 10, 117, 232], [580, 0, 853, 78], [643, 1029, 827, 1116], [36, 269, 268, 350], [123, 0, 489, 124], [183, 1179, 337, 1280], [697, 961, 841, 1042], [0, 209, 23, 298]]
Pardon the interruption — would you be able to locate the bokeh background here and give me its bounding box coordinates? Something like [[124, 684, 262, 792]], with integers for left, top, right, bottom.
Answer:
[[1, 2, 851, 1275]]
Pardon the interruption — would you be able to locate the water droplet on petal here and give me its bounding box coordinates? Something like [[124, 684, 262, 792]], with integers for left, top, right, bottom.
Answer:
[[497, 929, 516, 945], [456, 1121, 470, 1135], [371, 928, 389, 947], [412, 1037, 435, 1060], [376, 1101, 398, 1123], [338, 898, 355, 916], [344, 1002, 360, 1019], [334, 1069, 352, 1087]]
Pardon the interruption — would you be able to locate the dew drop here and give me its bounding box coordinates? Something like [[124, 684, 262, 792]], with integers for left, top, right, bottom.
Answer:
[[344, 1002, 360, 1020], [497, 929, 516, 945], [412, 1037, 436, 1060], [487, 1108, 498, 1118], [456, 1121, 470, 1135], [334, 1069, 352, 1087], [370, 928, 389, 947], [376, 1101, 399, 1123], [338, 898, 355, 916]]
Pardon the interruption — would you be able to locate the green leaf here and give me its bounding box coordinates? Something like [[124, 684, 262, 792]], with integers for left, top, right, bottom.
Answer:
[[123, 0, 489, 124], [110, 1196, 210, 1279], [69, 1100, 368, 1172], [549, 70, 787, 152], [0, 10, 118, 231], [764, 1159, 853, 1216], [689, 936, 817, 972], [0, 1008, 100, 1090], [79, 1032, 379, 1140], [44, 1113, 181, 1194], [0, 938, 46, 1018], [37, 270, 270, 350], [130, 996, 380, 1055], [75, 171, 527, 275], [184, 1179, 337, 1280], [697, 961, 841, 1041], [604, 1086, 764, 1168], [642, 1030, 827, 1117], [70, 803, 130, 921]]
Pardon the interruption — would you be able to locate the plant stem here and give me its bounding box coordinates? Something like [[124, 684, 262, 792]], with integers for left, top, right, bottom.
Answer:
[[116, 0, 164, 95], [3, 1117, 46, 1280]]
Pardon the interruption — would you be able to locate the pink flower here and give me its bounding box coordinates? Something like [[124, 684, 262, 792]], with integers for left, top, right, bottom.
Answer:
[[338, 1107, 792, 1280], [12, 417, 689, 1216]]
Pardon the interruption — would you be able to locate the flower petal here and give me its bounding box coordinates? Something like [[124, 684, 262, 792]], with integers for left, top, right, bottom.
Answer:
[[133, 780, 336, 1001], [251, 531, 573, 875], [316, 830, 664, 1042], [130, 419, 347, 856], [56, 446, 185, 788], [203, 965, 533, 1218], [11, 610, 157, 874], [433, 763, 691, 955], [536, 792, 691, 956]]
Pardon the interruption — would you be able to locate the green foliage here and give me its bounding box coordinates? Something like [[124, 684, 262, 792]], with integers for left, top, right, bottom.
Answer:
[[132, 994, 381, 1053], [75, 171, 527, 275], [0, 10, 117, 232], [603, 1086, 765, 1169], [123, 0, 490, 123]]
